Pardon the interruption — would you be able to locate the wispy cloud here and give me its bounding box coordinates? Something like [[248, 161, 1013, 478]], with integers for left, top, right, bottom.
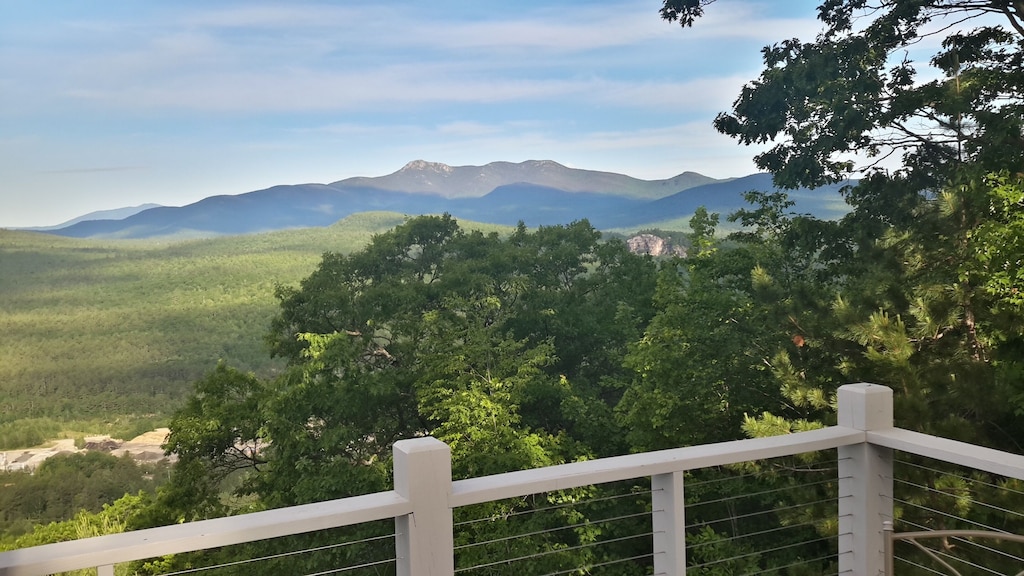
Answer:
[[7, 1, 822, 115]]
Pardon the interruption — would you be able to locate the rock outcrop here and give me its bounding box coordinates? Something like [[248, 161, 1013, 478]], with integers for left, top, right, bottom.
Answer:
[[626, 234, 687, 258]]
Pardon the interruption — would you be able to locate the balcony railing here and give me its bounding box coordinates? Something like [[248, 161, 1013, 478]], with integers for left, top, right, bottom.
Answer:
[[2, 383, 1024, 575]]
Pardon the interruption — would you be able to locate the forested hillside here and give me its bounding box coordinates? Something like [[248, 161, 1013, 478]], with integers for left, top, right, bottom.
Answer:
[[0, 213, 434, 447]]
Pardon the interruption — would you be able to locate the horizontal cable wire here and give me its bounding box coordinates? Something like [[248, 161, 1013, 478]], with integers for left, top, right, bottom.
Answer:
[[533, 552, 654, 576], [685, 520, 822, 550], [685, 496, 836, 529], [895, 517, 1024, 567], [158, 533, 394, 576], [895, 459, 1024, 498], [454, 489, 651, 527], [741, 552, 837, 575], [302, 557, 396, 576], [688, 534, 837, 569], [455, 531, 652, 573], [894, 498, 1010, 535], [894, 477, 1024, 521], [685, 470, 766, 489], [894, 555, 953, 576], [454, 510, 651, 550], [684, 457, 845, 490], [891, 520, 1008, 576], [898, 544, 1003, 576], [687, 477, 839, 508]]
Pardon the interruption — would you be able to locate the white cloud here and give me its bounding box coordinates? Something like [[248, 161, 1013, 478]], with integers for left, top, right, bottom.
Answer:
[[7, 1, 824, 115]]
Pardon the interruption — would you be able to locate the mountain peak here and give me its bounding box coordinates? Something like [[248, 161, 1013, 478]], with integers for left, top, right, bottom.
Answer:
[[522, 159, 565, 169], [400, 160, 453, 174]]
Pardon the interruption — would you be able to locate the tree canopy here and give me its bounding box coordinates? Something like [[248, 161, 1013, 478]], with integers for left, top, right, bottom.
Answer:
[[665, 0, 1024, 190]]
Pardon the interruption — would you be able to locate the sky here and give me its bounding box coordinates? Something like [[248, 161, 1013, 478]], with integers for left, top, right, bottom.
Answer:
[[0, 0, 828, 228]]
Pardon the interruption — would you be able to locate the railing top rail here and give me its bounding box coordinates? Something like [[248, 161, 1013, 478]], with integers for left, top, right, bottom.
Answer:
[[867, 428, 1024, 481], [450, 426, 865, 507], [16, 416, 1024, 576], [0, 490, 411, 576]]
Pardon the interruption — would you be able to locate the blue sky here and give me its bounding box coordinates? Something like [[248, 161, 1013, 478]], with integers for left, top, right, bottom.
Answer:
[[1, 0, 826, 227]]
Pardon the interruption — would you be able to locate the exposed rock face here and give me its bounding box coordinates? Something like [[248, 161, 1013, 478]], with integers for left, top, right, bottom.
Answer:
[[626, 234, 687, 258], [0, 429, 174, 472]]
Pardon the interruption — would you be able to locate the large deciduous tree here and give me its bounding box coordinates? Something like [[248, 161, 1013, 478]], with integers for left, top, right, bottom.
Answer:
[[650, 5, 1024, 568], [162, 215, 659, 507], [666, 0, 1024, 189], [149, 215, 662, 574], [659, 0, 1024, 450]]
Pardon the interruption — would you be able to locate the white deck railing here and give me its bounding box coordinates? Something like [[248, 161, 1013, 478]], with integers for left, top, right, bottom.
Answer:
[[2, 383, 1024, 575]]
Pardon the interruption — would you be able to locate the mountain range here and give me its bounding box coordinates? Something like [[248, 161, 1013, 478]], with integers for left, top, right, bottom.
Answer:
[[36, 160, 853, 239]]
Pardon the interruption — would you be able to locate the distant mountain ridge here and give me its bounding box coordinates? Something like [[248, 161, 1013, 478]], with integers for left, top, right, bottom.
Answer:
[[37, 160, 853, 239], [20, 204, 163, 231], [334, 159, 719, 199]]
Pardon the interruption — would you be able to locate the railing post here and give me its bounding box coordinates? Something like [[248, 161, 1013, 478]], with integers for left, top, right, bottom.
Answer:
[[837, 383, 894, 576], [652, 471, 686, 576], [393, 437, 454, 576]]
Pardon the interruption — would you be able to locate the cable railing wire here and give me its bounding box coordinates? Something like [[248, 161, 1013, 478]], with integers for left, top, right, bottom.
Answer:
[[685, 496, 837, 529], [894, 541, 1005, 576], [894, 517, 1024, 568], [683, 456, 845, 490], [454, 488, 651, 527], [456, 458, 839, 576], [301, 557, 397, 576], [533, 553, 655, 576], [687, 534, 838, 570], [895, 476, 1024, 521], [686, 477, 839, 508], [454, 531, 653, 573], [741, 553, 838, 575], [894, 555, 952, 576], [892, 520, 1013, 576], [454, 510, 651, 551], [895, 458, 1024, 499], [685, 520, 822, 551], [894, 497, 1010, 535], [157, 532, 395, 576]]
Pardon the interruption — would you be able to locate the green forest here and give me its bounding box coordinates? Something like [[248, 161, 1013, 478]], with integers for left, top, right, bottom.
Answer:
[[5, 0, 1024, 573], [0, 213, 471, 447]]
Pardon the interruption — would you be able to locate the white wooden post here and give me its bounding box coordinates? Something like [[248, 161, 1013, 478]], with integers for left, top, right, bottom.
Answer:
[[97, 564, 114, 576], [393, 437, 454, 576], [837, 383, 894, 576], [652, 471, 686, 576]]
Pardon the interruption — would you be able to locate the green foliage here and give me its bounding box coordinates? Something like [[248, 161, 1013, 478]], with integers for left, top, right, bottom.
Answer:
[[0, 452, 167, 542], [2, 493, 151, 575], [153, 215, 660, 573], [687, 526, 762, 576], [687, 206, 718, 257], [0, 418, 62, 450], [655, 2, 1024, 570], [698, 2, 1024, 191], [0, 213, 505, 445]]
